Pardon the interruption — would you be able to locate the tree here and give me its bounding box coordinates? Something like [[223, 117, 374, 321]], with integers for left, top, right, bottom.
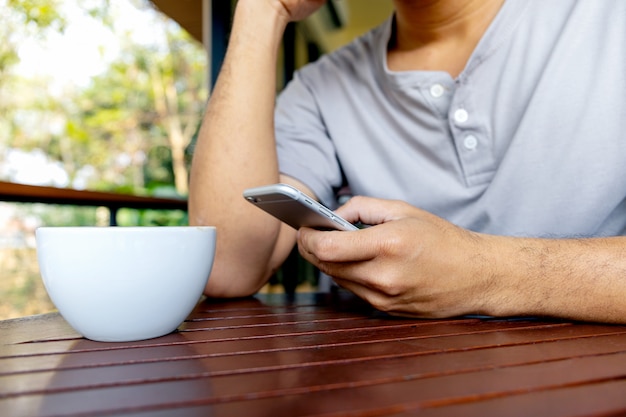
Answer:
[[149, 23, 207, 195], [63, 6, 207, 196]]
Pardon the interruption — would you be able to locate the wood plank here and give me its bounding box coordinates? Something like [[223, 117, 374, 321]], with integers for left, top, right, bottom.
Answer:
[[0, 313, 80, 346], [0, 320, 576, 374], [118, 378, 626, 417], [4, 294, 626, 417], [4, 349, 626, 416], [3, 321, 626, 393], [2, 332, 626, 400], [396, 379, 626, 417], [0, 316, 472, 358]]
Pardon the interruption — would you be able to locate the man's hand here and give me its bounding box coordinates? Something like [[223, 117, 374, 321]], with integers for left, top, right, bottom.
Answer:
[[256, 0, 328, 22], [297, 196, 626, 323], [297, 196, 499, 318]]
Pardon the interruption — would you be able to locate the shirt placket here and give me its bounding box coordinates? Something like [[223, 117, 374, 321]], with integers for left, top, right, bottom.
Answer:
[[447, 84, 496, 186]]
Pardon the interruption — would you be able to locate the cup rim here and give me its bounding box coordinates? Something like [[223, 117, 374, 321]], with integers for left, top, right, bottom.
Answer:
[[36, 225, 216, 232]]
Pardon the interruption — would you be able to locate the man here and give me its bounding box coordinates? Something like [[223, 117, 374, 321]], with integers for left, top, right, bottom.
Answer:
[[189, 0, 626, 323]]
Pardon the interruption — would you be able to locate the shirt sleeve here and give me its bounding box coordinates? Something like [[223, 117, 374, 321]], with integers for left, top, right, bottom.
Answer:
[[274, 68, 344, 209]]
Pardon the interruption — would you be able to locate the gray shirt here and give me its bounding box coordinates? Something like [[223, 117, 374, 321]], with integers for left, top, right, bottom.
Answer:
[[274, 0, 626, 238]]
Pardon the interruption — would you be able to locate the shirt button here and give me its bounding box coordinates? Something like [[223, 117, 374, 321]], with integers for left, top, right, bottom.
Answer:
[[463, 135, 478, 150], [454, 109, 469, 123], [430, 83, 445, 98]]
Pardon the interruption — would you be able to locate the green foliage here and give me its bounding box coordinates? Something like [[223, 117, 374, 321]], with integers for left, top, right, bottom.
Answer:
[[0, 50, 20, 76], [118, 207, 188, 227], [26, 203, 98, 226], [6, 0, 66, 35]]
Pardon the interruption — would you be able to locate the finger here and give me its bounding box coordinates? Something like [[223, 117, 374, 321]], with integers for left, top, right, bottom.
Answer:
[[332, 276, 430, 318], [330, 276, 391, 312], [297, 226, 381, 264], [297, 226, 398, 291], [335, 196, 415, 226], [316, 257, 387, 289]]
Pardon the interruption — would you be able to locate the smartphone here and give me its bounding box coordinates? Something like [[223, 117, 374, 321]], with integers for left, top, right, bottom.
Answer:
[[243, 183, 358, 231]]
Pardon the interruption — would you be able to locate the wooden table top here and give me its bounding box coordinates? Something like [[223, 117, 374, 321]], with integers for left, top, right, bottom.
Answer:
[[2, 291, 626, 417]]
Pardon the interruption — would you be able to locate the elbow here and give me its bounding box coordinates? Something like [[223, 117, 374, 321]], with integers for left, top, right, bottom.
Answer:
[[202, 262, 272, 299], [203, 281, 259, 299]]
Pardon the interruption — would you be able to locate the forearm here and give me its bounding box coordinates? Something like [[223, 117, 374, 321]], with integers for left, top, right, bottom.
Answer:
[[189, 0, 290, 297], [485, 235, 626, 323]]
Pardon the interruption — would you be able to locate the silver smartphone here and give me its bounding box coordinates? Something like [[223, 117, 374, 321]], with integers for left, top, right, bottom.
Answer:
[[243, 183, 358, 231]]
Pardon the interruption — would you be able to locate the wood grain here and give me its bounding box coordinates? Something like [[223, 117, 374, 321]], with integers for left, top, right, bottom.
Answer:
[[2, 292, 626, 416]]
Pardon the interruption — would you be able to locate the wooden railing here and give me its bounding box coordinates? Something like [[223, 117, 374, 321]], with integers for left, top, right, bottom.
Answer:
[[0, 181, 187, 225]]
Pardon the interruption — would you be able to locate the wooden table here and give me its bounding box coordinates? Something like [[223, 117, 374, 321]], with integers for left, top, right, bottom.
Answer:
[[2, 291, 626, 416]]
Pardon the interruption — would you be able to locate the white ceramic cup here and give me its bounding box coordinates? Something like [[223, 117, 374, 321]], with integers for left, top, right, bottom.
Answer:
[[36, 226, 216, 342]]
